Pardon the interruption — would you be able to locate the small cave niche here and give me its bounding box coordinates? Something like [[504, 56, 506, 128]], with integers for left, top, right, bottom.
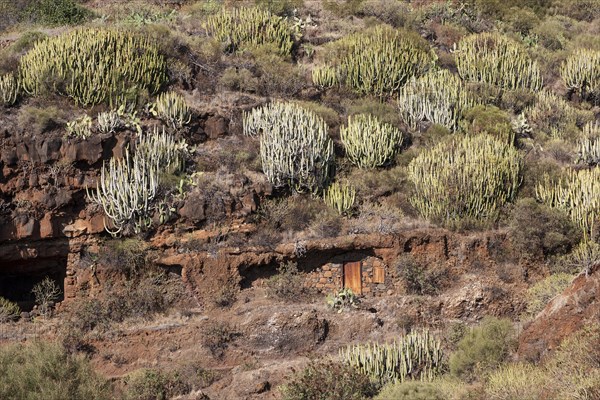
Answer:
[[0, 258, 67, 311], [239, 260, 280, 289]]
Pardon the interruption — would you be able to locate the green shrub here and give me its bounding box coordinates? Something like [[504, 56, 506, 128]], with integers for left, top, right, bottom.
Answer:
[[395, 254, 445, 295], [555, 0, 600, 21], [456, 32, 542, 91], [508, 198, 582, 261], [0, 296, 21, 322], [525, 273, 573, 318], [291, 100, 340, 128], [0, 341, 111, 399], [314, 24, 435, 97], [203, 6, 294, 55], [340, 330, 444, 385], [202, 321, 238, 359], [98, 238, 148, 276], [280, 360, 377, 400], [265, 261, 307, 301], [124, 369, 190, 400], [543, 324, 600, 399], [257, 194, 329, 232], [525, 90, 590, 140], [557, 240, 600, 275], [219, 67, 259, 92], [341, 114, 403, 168], [485, 363, 545, 400], [449, 317, 515, 381], [24, 0, 91, 26], [250, 45, 308, 96], [19, 28, 167, 106], [408, 134, 522, 227], [244, 102, 334, 193], [375, 380, 444, 400], [459, 105, 514, 144], [254, 0, 304, 16], [18, 105, 67, 135], [343, 97, 402, 127]]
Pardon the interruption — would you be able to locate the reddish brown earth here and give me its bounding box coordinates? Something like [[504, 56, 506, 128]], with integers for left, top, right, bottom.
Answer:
[[518, 263, 600, 362]]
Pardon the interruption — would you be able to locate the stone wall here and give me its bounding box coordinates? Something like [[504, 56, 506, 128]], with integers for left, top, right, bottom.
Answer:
[[304, 253, 395, 296]]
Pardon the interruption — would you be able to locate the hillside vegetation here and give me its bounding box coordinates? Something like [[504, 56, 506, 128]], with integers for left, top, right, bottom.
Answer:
[[0, 0, 599, 399]]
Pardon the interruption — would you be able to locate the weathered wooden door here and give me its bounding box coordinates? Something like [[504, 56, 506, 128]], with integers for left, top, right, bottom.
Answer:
[[343, 261, 362, 295]]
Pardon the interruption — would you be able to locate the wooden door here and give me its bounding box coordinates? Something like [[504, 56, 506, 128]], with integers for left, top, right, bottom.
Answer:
[[343, 261, 362, 295]]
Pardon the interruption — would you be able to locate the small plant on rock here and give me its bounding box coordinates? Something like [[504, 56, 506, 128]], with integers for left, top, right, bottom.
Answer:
[[32, 277, 61, 317], [66, 115, 93, 139], [149, 91, 192, 129], [326, 288, 360, 313], [0, 297, 20, 323]]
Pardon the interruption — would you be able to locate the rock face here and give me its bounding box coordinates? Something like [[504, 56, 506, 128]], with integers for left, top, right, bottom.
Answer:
[[518, 264, 600, 362]]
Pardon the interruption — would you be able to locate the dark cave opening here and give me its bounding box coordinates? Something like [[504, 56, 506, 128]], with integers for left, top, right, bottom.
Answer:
[[0, 258, 67, 311]]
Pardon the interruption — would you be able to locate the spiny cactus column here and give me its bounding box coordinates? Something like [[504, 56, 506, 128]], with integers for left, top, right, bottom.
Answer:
[[398, 69, 478, 131], [561, 49, 600, 104], [244, 102, 334, 193], [340, 114, 403, 168], [204, 6, 294, 55], [408, 134, 522, 225], [576, 122, 600, 166], [149, 91, 192, 129], [456, 32, 542, 91], [87, 126, 186, 236], [313, 25, 435, 97], [536, 167, 600, 239], [324, 181, 356, 215], [0, 73, 18, 106], [19, 28, 167, 106], [340, 330, 444, 384]]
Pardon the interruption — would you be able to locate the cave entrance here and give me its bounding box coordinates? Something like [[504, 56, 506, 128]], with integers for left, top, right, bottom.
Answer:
[[0, 258, 67, 311]]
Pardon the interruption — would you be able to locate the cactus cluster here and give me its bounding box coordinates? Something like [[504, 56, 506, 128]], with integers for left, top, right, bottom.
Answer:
[[456, 32, 542, 91], [204, 7, 294, 55], [536, 168, 600, 238], [66, 115, 93, 139], [576, 121, 600, 166], [313, 25, 435, 97], [149, 91, 192, 129], [340, 330, 443, 384], [0, 73, 18, 106], [311, 65, 338, 89], [408, 134, 522, 224], [341, 114, 403, 168], [324, 181, 356, 215], [97, 110, 122, 133], [19, 28, 167, 106], [525, 90, 580, 139], [561, 49, 600, 104], [244, 102, 334, 193], [87, 126, 185, 236], [398, 70, 478, 131]]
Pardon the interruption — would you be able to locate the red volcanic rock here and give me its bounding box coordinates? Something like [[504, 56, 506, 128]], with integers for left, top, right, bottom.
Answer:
[[518, 264, 600, 362]]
